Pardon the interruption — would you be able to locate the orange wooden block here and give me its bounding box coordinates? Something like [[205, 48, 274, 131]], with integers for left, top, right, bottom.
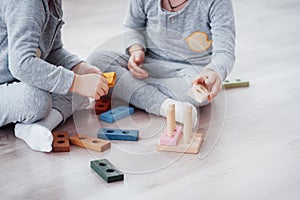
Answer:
[[103, 72, 116, 88], [69, 134, 111, 152], [95, 97, 111, 115], [157, 133, 203, 154], [52, 131, 70, 152]]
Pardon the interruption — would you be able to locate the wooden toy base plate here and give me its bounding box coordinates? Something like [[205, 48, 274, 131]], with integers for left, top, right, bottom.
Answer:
[[157, 133, 203, 154]]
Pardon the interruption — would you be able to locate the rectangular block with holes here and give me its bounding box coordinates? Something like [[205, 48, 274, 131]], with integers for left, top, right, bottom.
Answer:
[[98, 128, 139, 141], [99, 106, 135, 123], [90, 159, 124, 183], [95, 97, 111, 115], [52, 131, 70, 152], [159, 125, 182, 146], [102, 72, 116, 88], [69, 134, 111, 152], [187, 84, 210, 103], [223, 79, 250, 89]]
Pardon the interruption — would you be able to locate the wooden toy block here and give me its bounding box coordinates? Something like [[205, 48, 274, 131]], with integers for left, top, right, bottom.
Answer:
[[159, 125, 182, 146], [95, 97, 111, 115], [52, 131, 70, 152], [157, 133, 203, 154], [99, 106, 135, 123], [187, 84, 211, 103], [223, 79, 250, 89], [102, 72, 116, 88], [166, 104, 176, 137], [69, 134, 111, 152], [183, 105, 192, 144], [90, 159, 124, 183], [98, 128, 139, 141]]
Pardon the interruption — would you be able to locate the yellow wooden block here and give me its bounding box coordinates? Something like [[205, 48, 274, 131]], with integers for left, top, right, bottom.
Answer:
[[157, 133, 203, 154], [69, 134, 111, 152], [103, 72, 116, 88]]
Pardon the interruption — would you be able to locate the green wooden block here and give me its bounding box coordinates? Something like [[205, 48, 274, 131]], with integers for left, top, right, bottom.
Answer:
[[223, 79, 250, 89], [90, 159, 124, 183]]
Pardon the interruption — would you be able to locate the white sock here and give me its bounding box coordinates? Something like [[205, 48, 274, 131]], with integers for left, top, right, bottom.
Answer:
[[14, 109, 63, 152], [160, 98, 198, 128]]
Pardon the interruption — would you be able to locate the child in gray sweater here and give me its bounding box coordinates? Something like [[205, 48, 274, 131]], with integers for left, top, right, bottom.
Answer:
[[88, 0, 235, 127], [0, 0, 109, 152]]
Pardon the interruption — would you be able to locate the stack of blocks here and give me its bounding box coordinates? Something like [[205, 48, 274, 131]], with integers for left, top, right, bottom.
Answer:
[[157, 104, 203, 154]]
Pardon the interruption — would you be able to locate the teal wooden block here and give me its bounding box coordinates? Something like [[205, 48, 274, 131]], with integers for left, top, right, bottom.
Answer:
[[90, 159, 124, 183], [223, 79, 250, 89]]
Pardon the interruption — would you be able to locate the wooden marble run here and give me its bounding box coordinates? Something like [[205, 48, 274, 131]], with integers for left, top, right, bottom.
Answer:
[[157, 104, 203, 154]]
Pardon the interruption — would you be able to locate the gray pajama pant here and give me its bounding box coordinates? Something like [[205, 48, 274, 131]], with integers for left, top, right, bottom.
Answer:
[[87, 49, 206, 116], [0, 81, 87, 127]]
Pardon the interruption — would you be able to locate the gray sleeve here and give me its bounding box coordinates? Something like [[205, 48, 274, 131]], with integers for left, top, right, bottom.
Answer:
[[5, 0, 74, 94], [204, 0, 236, 80], [123, 0, 147, 54], [46, 29, 83, 70]]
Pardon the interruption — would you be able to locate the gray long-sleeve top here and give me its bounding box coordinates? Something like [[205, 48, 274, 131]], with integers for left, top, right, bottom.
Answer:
[[0, 0, 82, 94], [124, 0, 236, 80]]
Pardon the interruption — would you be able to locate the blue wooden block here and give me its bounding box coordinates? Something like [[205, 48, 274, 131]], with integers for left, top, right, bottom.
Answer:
[[98, 128, 139, 141], [99, 106, 134, 123]]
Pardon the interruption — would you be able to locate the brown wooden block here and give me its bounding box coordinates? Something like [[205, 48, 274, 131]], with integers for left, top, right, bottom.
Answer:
[[69, 134, 111, 152], [52, 131, 70, 152], [102, 72, 116, 88], [157, 133, 203, 154], [95, 97, 111, 115]]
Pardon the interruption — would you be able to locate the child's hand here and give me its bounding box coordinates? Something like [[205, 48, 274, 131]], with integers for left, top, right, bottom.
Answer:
[[192, 69, 222, 99], [69, 74, 109, 100], [72, 62, 102, 76], [128, 45, 148, 79]]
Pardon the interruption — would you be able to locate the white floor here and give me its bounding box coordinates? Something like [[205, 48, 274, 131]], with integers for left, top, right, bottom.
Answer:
[[1, 0, 300, 199]]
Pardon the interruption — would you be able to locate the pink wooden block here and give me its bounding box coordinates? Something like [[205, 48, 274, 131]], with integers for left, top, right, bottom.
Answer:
[[159, 125, 183, 146]]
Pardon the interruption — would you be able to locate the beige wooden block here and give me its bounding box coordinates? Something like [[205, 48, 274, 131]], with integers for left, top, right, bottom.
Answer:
[[167, 104, 176, 137], [69, 134, 111, 152], [157, 133, 203, 154], [187, 84, 210, 103], [183, 106, 192, 144]]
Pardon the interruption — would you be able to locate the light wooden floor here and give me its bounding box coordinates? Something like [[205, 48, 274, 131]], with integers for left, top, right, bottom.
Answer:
[[1, 0, 300, 199]]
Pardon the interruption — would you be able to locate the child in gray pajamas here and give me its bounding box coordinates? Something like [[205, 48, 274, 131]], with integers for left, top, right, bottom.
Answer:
[[88, 0, 235, 127], [0, 0, 109, 152], [88, 0, 236, 127]]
